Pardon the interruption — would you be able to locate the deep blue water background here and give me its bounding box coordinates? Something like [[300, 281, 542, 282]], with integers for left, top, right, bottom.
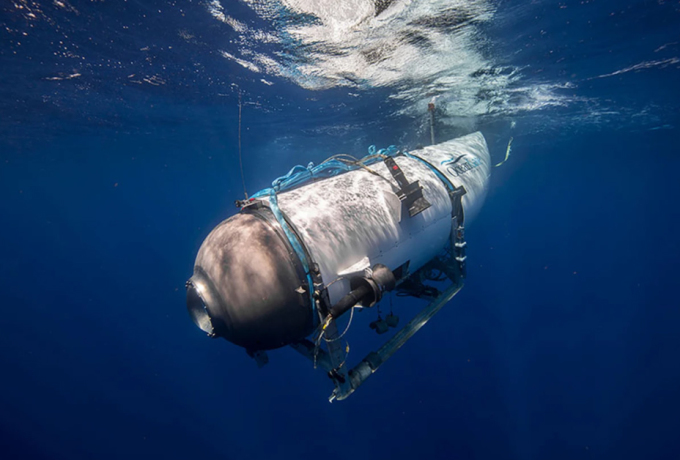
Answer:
[[2, 1, 680, 459]]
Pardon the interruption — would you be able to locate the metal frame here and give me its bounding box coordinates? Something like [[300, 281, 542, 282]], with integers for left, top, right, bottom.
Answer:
[[291, 276, 463, 402]]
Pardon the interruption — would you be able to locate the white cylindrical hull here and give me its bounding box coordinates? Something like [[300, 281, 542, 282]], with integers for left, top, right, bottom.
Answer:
[[274, 132, 490, 304]]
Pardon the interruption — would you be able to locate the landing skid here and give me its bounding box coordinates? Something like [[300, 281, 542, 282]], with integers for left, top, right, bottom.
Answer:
[[290, 217, 468, 402], [295, 279, 463, 401]]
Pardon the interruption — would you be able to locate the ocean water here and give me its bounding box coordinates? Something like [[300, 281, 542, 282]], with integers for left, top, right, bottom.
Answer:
[[1, 1, 679, 459]]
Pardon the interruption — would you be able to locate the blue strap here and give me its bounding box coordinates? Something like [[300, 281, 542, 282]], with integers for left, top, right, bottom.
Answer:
[[272, 163, 314, 188], [251, 160, 352, 199], [245, 144, 402, 324], [251, 145, 400, 199], [403, 151, 455, 193], [267, 189, 318, 324], [403, 151, 466, 226]]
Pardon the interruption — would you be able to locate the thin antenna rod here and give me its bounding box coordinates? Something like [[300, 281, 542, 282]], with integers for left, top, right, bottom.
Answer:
[[428, 100, 435, 145], [238, 91, 248, 200]]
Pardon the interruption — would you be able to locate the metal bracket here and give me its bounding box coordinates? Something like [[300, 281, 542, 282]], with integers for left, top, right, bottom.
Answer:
[[384, 156, 431, 217]]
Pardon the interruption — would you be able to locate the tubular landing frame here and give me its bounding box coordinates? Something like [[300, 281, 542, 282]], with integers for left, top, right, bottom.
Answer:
[[291, 263, 464, 402]]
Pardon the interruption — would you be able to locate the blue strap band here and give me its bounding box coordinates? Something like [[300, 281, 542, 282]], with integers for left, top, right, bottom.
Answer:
[[402, 151, 456, 193], [267, 189, 318, 325]]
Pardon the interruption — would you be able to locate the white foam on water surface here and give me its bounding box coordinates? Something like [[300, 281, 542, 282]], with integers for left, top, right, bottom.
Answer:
[[205, 0, 674, 134]]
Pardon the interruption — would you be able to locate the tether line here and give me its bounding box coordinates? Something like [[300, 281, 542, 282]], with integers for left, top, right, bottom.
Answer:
[[238, 91, 248, 200]]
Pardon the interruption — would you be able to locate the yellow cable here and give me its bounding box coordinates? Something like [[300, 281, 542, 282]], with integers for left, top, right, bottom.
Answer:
[[495, 137, 513, 167]]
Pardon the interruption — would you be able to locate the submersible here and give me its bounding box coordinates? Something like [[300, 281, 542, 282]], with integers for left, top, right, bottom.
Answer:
[[186, 132, 490, 400]]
